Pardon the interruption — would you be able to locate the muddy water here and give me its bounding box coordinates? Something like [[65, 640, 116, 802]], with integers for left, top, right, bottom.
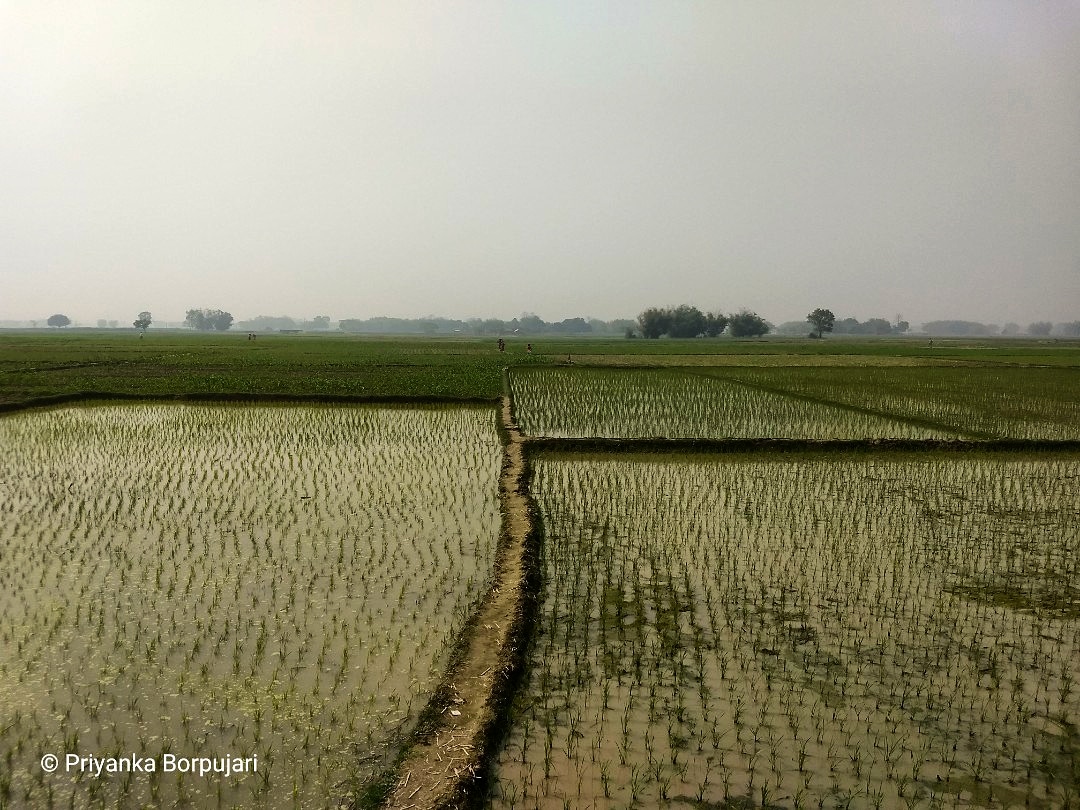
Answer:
[[489, 454, 1080, 809], [0, 403, 501, 809]]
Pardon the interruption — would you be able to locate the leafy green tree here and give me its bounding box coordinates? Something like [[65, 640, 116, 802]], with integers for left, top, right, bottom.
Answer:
[[517, 313, 546, 334], [703, 312, 728, 337], [638, 307, 671, 339], [667, 305, 707, 338], [807, 308, 835, 338], [1028, 321, 1053, 336], [47, 314, 71, 328], [862, 317, 893, 335], [185, 308, 234, 331], [728, 310, 770, 337], [637, 306, 727, 338], [133, 311, 152, 330], [550, 317, 592, 334]]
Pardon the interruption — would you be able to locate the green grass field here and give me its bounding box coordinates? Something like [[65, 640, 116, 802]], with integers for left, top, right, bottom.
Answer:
[[2, 331, 1078, 409], [0, 332, 528, 405]]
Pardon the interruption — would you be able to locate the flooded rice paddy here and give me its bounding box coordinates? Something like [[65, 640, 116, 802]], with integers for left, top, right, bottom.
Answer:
[[0, 403, 501, 809], [701, 366, 1080, 441], [509, 369, 960, 440], [489, 454, 1080, 809], [4, 371, 1078, 810]]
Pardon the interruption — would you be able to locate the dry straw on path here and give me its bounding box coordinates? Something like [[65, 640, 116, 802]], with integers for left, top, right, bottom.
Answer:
[[383, 396, 536, 809]]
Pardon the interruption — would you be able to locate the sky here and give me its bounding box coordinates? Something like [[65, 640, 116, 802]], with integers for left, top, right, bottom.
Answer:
[[2, 1, 1079, 328]]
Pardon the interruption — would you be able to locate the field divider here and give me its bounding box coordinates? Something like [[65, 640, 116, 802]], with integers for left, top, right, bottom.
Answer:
[[524, 436, 1080, 454], [0, 391, 497, 415], [379, 395, 541, 810]]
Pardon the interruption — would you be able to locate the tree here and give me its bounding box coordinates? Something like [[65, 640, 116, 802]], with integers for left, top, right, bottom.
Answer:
[[806, 308, 835, 339], [703, 312, 728, 337], [185, 308, 234, 331], [636, 305, 724, 339], [923, 320, 996, 336], [515, 313, 545, 334], [47, 314, 71, 328], [550, 317, 592, 335], [862, 318, 893, 335], [1028, 321, 1053, 336], [728, 310, 770, 337], [638, 308, 671, 339], [667, 305, 707, 338], [133, 311, 152, 330], [210, 310, 233, 331]]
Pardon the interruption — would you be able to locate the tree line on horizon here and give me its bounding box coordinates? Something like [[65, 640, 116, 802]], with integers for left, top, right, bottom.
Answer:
[[773, 312, 909, 337], [634, 306, 770, 338], [28, 309, 1080, 338], [336, 314, 637, 336]]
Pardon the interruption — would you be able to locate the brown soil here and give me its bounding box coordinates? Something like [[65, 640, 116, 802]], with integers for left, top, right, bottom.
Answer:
[[382, 396, 534, 809]]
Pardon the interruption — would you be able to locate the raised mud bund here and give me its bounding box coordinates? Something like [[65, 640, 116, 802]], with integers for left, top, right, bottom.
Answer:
[[374, 396, 540, 809]]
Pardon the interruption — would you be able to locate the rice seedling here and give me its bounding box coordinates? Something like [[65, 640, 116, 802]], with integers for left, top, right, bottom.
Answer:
[[488, 451, 1080, 808], [0, 403, 501, 808], [509, 368, 957, 440], [703, 365, 1080, 440]]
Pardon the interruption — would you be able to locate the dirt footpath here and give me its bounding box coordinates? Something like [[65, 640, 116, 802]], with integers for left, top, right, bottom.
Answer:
[[382, 396, 534, 809]]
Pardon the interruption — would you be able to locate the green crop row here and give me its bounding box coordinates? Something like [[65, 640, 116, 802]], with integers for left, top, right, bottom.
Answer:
[[4, 332, 1078, 409], [701, 365, 1080, 440], [510, 368, 961, 440], [0, 333, 544, 405]]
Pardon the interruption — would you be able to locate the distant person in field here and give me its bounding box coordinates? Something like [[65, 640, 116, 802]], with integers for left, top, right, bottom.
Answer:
[[526, 343, 533, 353]]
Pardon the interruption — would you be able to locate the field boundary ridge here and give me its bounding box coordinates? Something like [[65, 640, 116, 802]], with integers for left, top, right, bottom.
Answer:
[[375, 395, 540, 810], [0, 391, 496, 415], [525, 436, 1080, 454]]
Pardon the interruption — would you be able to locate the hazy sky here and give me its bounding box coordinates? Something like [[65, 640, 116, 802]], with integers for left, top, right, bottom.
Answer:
[[2, 1, 1078, 326]]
